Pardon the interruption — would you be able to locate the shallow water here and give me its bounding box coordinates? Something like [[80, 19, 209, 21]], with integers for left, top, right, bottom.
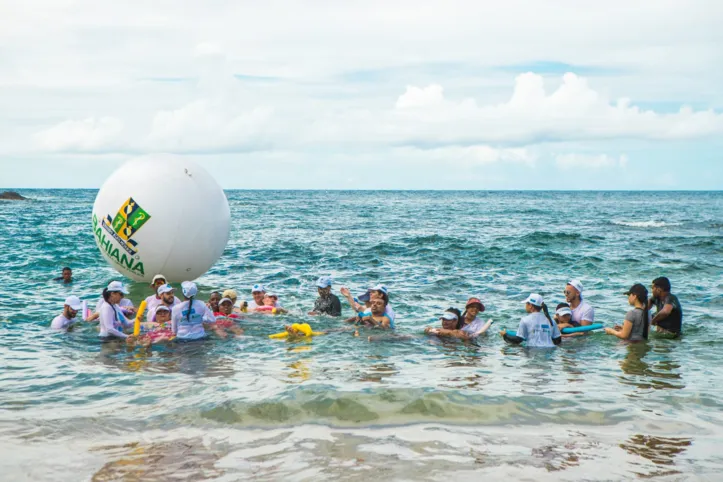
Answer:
[[1, 190, 722, 481]]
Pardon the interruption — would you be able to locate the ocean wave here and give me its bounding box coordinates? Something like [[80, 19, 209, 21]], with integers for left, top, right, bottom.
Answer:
[[612, 220, 680, 228]]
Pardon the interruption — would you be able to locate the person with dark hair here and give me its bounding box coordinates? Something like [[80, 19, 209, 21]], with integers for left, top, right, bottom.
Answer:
[[54, 267, 73, 284], [309, 276, 342, 317], [425, 298, 492, 339], [51, 296, 83, 330], [554, 302, 574, 330], [564, 279, 594, 326], [424, 308, 463, 335], [207, 291, 222, 313], [144, 274, 180, 321], [98, 281, 136, 343], [649, 277, 683, 336], [358, 296, 392, 329], [171, 281, 214, 341], [605, 284, 650, 341], [500, 293, 561, 347]]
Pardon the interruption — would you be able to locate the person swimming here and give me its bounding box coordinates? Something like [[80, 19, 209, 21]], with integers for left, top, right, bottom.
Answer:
[[357, 295, 392, 329], [500, 293, 561, 348], [137, 305, 174, 346]]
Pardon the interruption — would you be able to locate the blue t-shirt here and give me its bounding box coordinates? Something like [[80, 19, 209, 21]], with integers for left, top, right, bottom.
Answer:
[[516, 312, 561, 348]]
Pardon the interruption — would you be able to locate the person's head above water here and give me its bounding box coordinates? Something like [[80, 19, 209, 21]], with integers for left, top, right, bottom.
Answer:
[[651, 276, 671, 298], [564, 279, 584, 303], [625, 283, 649, 306], [317, 276, 333, 297], [440, 311, 459, 330], [155, 305, 171, 324], [181, 281, 198, 300], [263, 293, 278, 306], [218, 297, 234, 315], [151, 274, 167, 293], [61, 267, 72, 283], [370, 296, 388, 315], [103, 281, 129, 304], [157, 284, 175, 305], [63, 295, 82, 319], [208, 291, 221, 311], [251, 284, 266, 304], [524, 293, 546, 313], [523, 293, 544, 313], [463, 297, 485, 320], [555, 304, 572, 323]]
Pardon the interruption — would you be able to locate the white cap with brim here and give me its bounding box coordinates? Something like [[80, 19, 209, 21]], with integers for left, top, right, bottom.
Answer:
[[555, 307, 572, 317], [441, 312, 458, 321], [64, 295, 83, 310], [316, 276, 332, 288], [157, 284, 174, 295], [181, 281, 198, 298], [155, 305, 171, 312], [523, 293, 544, 307], [152, 274, 167, 284], [219, 297, 233, 305], [251, 284, 266, 293], [371, 284, 388, 295], [106, 281, 129, 294], [567, 279, 584, 297]]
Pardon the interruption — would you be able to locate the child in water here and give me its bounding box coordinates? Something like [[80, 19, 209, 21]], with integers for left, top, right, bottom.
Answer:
[[250, 293, 288, 314]]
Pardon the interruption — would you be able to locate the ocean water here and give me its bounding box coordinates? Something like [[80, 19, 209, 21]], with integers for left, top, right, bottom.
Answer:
[[1, 190, 722, 481]]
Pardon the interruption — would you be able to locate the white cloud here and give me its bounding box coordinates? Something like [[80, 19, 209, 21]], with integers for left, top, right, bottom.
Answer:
[[395, 84, 445, 109], [146, 100, 275, 152], [380, 73, 723, 146], [34, 117, 124, 152], [556, 153, 628, 169], [395, 146, 536, 166]]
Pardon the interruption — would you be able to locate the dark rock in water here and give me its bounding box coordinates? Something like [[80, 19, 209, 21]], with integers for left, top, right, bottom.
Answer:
[[0, 191, 28, 201]]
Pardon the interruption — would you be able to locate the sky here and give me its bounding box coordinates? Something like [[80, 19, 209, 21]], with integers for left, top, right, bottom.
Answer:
[[1, 1, 722, 190]]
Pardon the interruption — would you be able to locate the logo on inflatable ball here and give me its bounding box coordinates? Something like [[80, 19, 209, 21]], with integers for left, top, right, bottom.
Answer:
[[92, 156, 230, 282]]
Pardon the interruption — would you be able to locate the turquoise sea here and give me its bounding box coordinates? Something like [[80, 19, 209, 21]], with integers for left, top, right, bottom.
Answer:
[[1, 190, 722, 481]]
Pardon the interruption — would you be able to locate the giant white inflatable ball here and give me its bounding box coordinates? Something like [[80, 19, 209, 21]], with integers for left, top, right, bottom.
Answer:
[[91, 156, 230, 282]]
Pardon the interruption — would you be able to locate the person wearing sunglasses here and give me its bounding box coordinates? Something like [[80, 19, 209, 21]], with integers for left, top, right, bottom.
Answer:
[[564, 279, 594, 327]]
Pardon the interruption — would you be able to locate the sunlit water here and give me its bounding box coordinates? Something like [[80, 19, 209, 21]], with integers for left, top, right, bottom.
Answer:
[[1, 190, 722, 481]]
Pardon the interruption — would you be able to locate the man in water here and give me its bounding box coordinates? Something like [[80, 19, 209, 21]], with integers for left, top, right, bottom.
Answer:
[[144, 274, 179, 321], [564, 279, 594, 327], [247, 284, 266, 310], [149, 284, 179, 321], [51, 296, 83, 330], [649, 276, 683, 336], [359, 296, 391, 328], [54, 267, 73, 284], [309, 276, 342, 317]]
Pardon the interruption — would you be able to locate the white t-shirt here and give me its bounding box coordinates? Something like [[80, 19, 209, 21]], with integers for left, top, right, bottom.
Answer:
[[172, 300, 214, 340], [145, 295, 180, 321], [516, 312, 561, 348], [99, 303, 131, 339], [571, 300, 595, 324], [51, 314, 75, 330]]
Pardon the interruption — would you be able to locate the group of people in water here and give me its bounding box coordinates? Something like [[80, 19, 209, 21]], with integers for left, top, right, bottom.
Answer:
[[51, 270, 683, 349]]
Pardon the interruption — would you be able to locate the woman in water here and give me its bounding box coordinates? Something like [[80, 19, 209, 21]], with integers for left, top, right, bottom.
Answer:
[[426, 298, 492, 339], [171, 281, 214, 341], [604, 283, 650, 342], [500, 293, 561, 347], [98, 281, 136, 344]]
